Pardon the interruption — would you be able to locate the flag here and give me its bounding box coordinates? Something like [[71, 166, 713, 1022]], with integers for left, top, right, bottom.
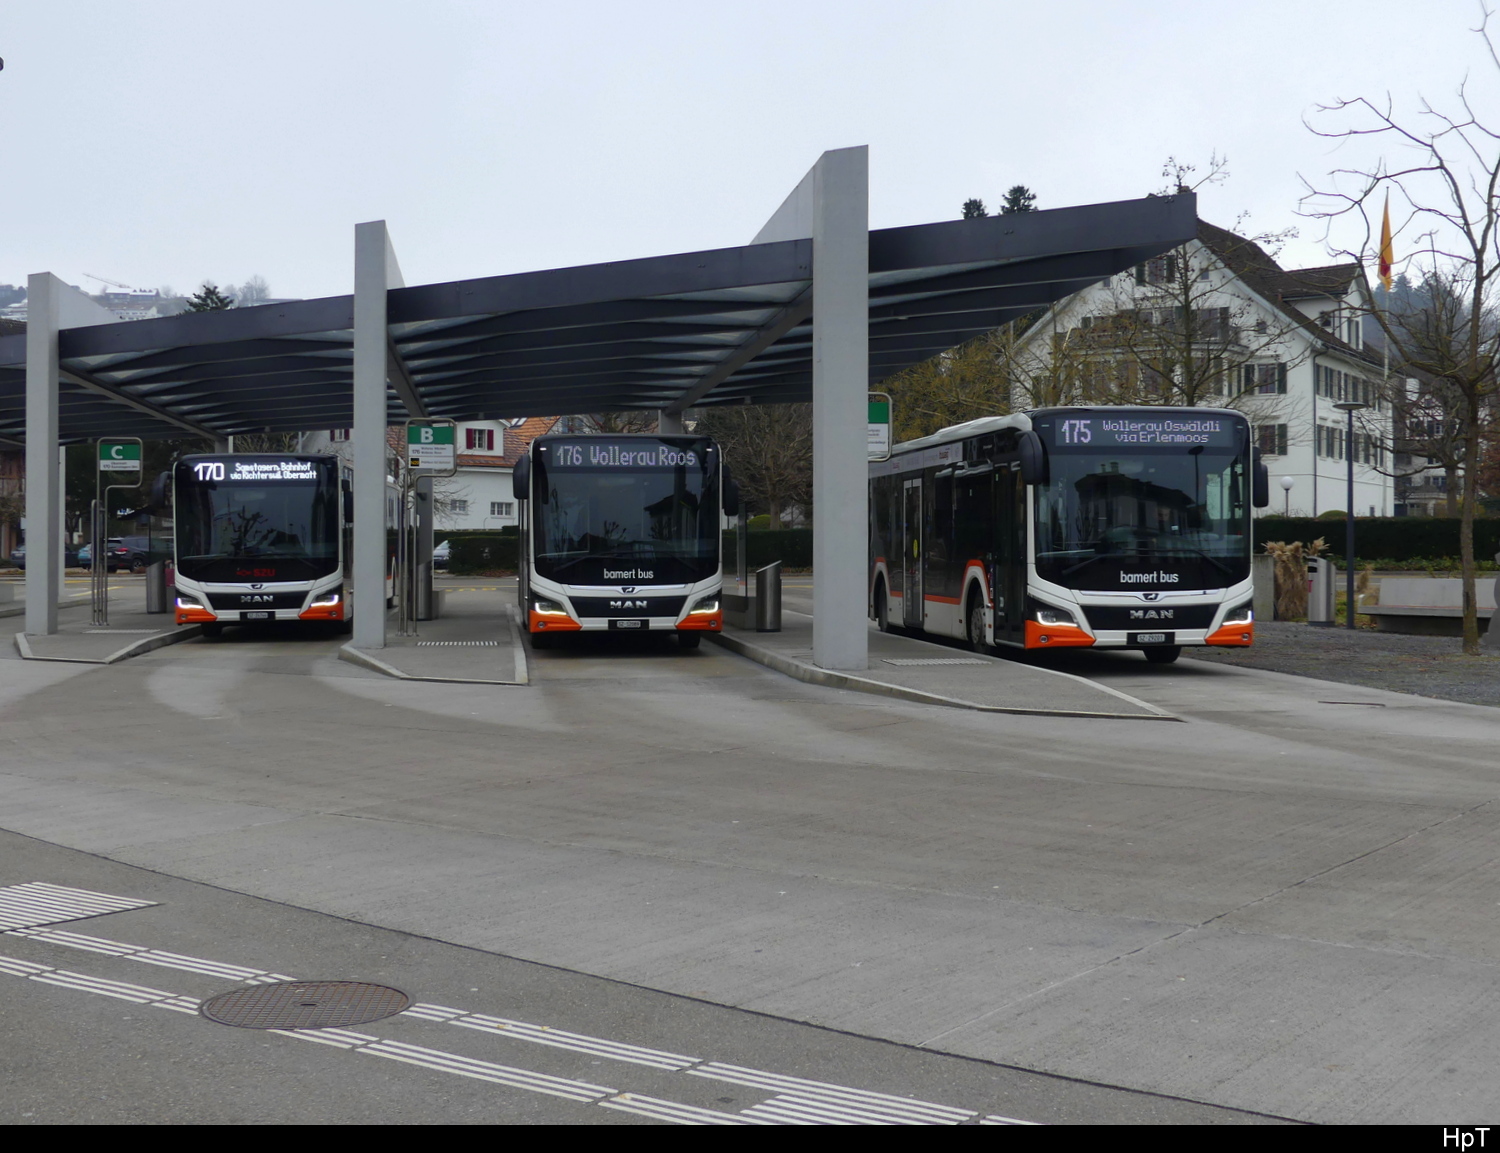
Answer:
[[1378, 194, 1394, 290]]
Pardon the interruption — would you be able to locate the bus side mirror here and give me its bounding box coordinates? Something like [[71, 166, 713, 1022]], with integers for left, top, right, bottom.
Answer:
[[1252, 448, 1270, 508], [150, 472, 170, 508], [513, 454, 530, 501], [723, 479, 740, 518], [1018, 431, 1048, 486]]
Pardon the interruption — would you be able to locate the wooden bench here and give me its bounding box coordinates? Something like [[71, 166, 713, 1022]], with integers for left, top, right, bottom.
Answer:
[[1360, 577, 1497, 636]]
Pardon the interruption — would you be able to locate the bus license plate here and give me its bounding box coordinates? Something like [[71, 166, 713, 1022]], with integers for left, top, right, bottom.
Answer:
[[243, 612, 272, 621], [609, 619, 647, 630], [1130, 631, 1172, 645]]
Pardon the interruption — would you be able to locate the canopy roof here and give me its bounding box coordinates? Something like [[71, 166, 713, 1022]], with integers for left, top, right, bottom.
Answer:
[[0, 193, 1195, 445]]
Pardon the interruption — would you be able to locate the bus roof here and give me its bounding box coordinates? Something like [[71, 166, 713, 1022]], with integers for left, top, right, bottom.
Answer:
[[890, 405, 1248, 458]]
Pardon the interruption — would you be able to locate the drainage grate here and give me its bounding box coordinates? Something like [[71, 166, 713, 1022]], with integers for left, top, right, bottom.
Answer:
[[882, 658, 988, 667], [200, 981, 410, 1030], [415, 640, 500, 647]]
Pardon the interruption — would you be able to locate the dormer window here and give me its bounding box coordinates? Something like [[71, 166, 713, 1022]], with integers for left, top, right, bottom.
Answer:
[[465, 427, 495, 451]]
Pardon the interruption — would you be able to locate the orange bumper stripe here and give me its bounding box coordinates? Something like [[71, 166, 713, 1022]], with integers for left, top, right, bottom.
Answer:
[[1025, 620, 1095, 649], [1205, 621, 1254, 646], [677, 611, 723, 631]]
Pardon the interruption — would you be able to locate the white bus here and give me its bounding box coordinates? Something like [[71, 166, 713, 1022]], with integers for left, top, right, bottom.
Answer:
[[869, 407, 1270, 664], [513, 433, 734, 650], [172, 454, 358, 637]]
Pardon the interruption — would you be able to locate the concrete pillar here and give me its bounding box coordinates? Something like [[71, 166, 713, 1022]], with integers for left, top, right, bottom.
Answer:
[[755, 147, 869, 670], [656, 410, 685, 434], [353, 221, 405, 649], [24, 274, 118, 635]]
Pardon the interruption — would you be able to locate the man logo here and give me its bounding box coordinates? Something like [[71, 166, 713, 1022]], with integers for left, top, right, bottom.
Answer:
[[1129, 608, 1174, 620], [610, 600, 647, 610], [1141, 592, 1160, 602], [621, 587, 636, 594], [240, 595, 273, 604]]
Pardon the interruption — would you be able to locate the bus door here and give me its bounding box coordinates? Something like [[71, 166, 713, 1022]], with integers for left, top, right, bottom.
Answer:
[[903, 478, 923, 627], [995, 466, 1027, 644]]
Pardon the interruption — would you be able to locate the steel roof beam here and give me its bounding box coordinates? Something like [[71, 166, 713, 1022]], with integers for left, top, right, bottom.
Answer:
[[661, 292, 814, 416], [56, 366, 221, 440]]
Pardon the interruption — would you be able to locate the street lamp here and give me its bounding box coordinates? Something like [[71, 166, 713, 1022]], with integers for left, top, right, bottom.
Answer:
[[1333, 401, 1370, 629], [1279, 475, 1294, 516]]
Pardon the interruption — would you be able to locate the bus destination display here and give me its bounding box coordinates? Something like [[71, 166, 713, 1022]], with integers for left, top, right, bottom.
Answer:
[[189, 460, 321, 483], [1046, 417, 1238, 449], [547, 442, 702, 470]]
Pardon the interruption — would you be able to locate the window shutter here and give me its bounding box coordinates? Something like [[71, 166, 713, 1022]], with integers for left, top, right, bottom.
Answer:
[[1276, 363, 1287, 394]]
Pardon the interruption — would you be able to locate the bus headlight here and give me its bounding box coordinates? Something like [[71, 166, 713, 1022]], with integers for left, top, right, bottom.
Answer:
[[175, 593, 203, 609], [689, 595, 720, 614], [532, 598, 569, 616], [1033, 605, 1078, 627], [1222, 601, 1253, 626], [309, 590, 341, 607]]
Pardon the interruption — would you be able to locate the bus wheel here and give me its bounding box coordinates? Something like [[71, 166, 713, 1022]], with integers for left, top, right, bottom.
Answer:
[[529, 631, 553, 650], [1143, 645, 1181, 665], [199, 624, 223, 639], [967, 596, 989, 655], [678, 632, 701, 651], [875, 585, 891, 632]]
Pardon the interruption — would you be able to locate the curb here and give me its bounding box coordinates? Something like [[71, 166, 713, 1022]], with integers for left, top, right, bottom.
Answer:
[[13, 624, 203, 665], [337, 610, 529, 686], [707, 629, 1179, 722]]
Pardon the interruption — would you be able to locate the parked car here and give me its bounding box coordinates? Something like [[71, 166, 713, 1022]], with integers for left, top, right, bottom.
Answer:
[[79, 538, 129, 572], [8, 544, 82, 569], [433, 540, 451, 569]]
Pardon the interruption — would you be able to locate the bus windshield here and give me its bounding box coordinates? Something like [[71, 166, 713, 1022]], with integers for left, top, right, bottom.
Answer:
[[531, 438, 718, 585], [1031, 416, 1251, 591], [175, 458, 340, 583]]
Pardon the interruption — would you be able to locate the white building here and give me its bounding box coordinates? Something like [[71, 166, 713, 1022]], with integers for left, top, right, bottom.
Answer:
[[303, 416, 563, 534], [1010, 220, 1395, 518]]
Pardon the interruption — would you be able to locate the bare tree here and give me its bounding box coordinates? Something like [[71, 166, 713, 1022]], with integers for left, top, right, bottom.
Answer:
[[694, 403, 812, 527], [1302, 3, 1500, 653]]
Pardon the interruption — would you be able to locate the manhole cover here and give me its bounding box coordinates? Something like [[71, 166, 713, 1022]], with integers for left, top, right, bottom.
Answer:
[[200, 981, 410, 1030]]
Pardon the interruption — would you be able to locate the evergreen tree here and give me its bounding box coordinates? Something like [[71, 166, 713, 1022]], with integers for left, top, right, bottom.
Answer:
[[999, 185, 1037, 214], [961, 198, 988, 219], [184, 283, 235, 311]]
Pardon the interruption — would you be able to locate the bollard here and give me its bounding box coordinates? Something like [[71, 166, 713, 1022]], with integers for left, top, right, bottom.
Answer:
[[755, 560, 782, 632], [415, 560, 437, 621]]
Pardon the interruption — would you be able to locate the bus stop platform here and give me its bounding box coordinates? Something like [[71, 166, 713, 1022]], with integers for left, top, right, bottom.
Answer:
[[711, 609, 1176, 721], [338, 589, 527, 686], [10, 579, 202, 665]]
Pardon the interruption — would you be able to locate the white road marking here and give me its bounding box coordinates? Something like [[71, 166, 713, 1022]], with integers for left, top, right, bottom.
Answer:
[[359, 1039, 616, 1102], [689, 1063, 976, 1125], [1, 889, 1037, 1125], [598, 1094, 768, 1125], [0, 882, 156, 931], [446, 1010, 698, 1071]]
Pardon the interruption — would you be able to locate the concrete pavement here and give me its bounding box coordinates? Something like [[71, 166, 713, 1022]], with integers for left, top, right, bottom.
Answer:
[[2, 582, 1499, 1123]]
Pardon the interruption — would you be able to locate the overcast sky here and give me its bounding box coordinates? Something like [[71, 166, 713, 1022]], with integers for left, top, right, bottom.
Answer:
[[3, 1, 1495, 301]]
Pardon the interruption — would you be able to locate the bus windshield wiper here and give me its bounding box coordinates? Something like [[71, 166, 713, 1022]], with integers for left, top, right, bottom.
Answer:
[[1162, 545, 1236, 578]]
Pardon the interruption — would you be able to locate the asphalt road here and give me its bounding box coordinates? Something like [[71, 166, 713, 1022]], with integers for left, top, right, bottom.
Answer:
[[3, 582, 1498, 1124]]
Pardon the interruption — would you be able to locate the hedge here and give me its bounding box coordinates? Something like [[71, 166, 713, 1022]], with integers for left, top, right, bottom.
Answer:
[[449, 534, 519, 573], [1254, 516, 1500, 563], [721, 527, 813, 570]]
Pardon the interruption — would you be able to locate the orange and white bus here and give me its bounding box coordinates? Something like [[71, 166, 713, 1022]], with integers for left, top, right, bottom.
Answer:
[[513, 434, 735, 650], [869, 407, 1269, 664]]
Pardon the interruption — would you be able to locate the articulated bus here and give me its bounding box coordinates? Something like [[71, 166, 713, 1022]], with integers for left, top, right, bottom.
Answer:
[[172, 454, 357, 637], [869, 407, 1270, 664], [513, 434, 735, 650]]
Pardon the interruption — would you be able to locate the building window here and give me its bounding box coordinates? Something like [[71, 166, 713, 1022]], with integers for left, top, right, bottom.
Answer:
[[448, 499, 469, 515], [1241, 363, 1286, 394], [489, 501, 514, 518], [1256, 424, 1288, 456], [465, 428, 495, 451], [330, 428, 351, 442]]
